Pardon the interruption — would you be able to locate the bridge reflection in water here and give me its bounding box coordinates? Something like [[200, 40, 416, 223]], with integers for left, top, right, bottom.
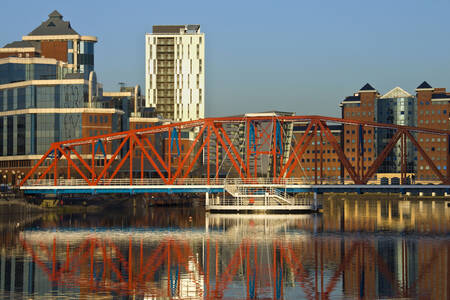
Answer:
[[0, 199, 449, 299]]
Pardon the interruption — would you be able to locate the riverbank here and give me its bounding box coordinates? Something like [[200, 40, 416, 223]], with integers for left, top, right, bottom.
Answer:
[[0, 198, 104, 214]]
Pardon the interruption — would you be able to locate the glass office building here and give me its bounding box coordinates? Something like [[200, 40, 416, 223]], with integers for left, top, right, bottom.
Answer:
[[0, 11, 129, 184], [376, 87, 417, 173], [0, 58, 114, 157]]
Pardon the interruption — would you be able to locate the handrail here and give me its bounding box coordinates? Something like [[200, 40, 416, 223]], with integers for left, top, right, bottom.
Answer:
[[21, 177, 444, 187]]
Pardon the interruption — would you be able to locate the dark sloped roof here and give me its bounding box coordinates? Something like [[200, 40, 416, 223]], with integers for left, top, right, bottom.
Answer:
[[28, 10, 78, 36], [3, 40, 35, 48], [49, 10, 62, 18], [343, 95, 361, 102], [360, 83, 376, 91], [417, 81, 432, 89], [431, 93, 450, 99]]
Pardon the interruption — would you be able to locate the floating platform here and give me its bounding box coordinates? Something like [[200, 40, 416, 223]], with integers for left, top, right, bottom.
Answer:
[[205, 204, 317, 213]]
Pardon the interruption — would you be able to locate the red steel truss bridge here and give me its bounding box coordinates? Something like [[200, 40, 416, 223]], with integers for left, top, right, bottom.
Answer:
[[19, 115, 450, 195]]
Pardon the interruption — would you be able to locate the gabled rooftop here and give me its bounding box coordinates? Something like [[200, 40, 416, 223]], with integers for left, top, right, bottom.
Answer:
[[380, 86, 412, 99], [359, 83, 376, 92], [27, 10, 78, 36], [416, 81, 433, 90]]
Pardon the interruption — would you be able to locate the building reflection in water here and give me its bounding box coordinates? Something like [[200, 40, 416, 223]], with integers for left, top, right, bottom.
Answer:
[[0, 198, 448, 299]]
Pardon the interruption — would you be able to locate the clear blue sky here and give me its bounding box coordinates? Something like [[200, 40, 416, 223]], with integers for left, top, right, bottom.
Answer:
[[1, 0, 450, 117]]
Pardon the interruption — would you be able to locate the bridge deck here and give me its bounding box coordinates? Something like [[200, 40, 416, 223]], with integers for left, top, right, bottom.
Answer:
[[20, 184, 450, 194]]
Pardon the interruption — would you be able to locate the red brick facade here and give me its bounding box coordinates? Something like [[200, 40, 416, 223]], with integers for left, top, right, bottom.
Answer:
[[290, 127, 342, 182], [416, 87, 450, 180], [341, 86, 377, 180], [41, 41, 68, 62]]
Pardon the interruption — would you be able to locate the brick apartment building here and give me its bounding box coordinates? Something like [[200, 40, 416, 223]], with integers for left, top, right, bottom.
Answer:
[[339, 82, 450, 182], [290, 123, 342, 182], [293, 81, 450, 183], [415, 81, 450, 180]]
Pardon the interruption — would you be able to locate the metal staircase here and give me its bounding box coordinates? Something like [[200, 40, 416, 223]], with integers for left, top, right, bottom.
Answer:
[[224, 181, 295, 206]]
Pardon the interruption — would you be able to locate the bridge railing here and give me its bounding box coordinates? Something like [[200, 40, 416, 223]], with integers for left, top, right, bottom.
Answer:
[[22, 177, 346, 187], [23, 178, 224, 186], [22, 177, 444, 187]]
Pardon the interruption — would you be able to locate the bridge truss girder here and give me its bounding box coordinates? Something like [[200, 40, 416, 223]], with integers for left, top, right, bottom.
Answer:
[[19, 115, 450, 186]]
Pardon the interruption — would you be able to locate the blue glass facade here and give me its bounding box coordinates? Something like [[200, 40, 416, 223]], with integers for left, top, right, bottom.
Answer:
[[0, 112, 82, 156], [78, 41, 94, 77], [0, 59, 91, 156], [377, 96, 417, 173], [0, 84, 88, 110], [0, 63, 59, 84]]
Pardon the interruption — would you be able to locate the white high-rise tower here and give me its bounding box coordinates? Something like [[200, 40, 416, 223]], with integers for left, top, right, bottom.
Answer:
[[145, 25, 205, 122]]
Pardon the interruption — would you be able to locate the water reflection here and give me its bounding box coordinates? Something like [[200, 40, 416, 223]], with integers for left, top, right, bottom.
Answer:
[[0, 198, 449, 299]]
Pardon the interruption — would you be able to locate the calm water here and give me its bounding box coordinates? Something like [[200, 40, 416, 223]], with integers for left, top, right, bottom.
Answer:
[[0, 198, 449, 299]]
